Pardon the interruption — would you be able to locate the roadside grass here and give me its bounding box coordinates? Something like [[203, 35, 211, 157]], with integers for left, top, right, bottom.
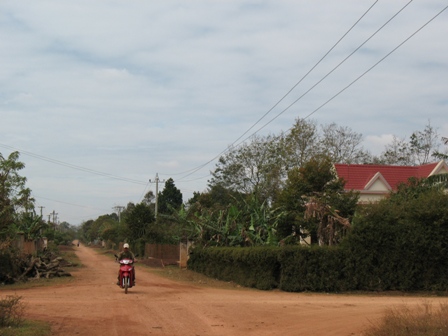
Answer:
[[0, 320, 51, 336], [150, 265, 249, 290], [0, 295, 50, 336], [363, 302, 448, 336]]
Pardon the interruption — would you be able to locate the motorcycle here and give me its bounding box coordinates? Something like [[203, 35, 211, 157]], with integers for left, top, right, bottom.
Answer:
[[114, 254, 136, 294]]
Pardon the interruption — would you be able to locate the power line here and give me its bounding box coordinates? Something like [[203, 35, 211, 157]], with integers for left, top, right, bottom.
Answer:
[[301, 4, 448, 121], [229, 0, 416, 152], [0, 143, 148, 185], [175, 1, 447, 185], [33, 194, 110, 212], [173, 0, 380, 182], [227, 0, 381, 149]]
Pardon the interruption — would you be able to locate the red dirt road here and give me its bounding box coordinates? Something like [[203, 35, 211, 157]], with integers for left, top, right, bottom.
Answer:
[[2, 245, 448, 336]]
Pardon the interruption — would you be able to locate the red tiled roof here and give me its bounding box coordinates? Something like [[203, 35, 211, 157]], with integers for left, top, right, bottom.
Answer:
[[334, 162, 439, 191]]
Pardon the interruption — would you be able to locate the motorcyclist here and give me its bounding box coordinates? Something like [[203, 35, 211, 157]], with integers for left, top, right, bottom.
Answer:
[[116, 243, 136, 285]]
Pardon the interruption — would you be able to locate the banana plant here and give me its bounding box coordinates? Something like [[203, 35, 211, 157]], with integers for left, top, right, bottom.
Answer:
[[13, 212, 49, 240]]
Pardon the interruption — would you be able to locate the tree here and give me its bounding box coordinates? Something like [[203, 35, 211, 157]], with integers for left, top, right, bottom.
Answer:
[[381, 135, 413, 165], [379, 121, 441, 165], [433, 136, 448, 160], [283, 118, 320, 169], [142, 191, 155, 206], [0, 151, 34, 238], [275, 156, 359, 245], [409, 121, 440, 165], [124, 202, 155, 243], [158, 178, 182, 215], [188, 185, 240, 211], [320, 123, 370, 164], [209, 134, 284, 203]]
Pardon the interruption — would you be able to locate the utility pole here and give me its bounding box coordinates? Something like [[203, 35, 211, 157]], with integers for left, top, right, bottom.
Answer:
[[149, 173, 165, 219], [38, 206, 45, 218], [51, 210, 58, 231], [113, 205, 125, 222]]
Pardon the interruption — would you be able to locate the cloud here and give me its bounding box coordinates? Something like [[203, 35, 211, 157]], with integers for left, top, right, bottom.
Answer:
[[1, 0, 447, 224]]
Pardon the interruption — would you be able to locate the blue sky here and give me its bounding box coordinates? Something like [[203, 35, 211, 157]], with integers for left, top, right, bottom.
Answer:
[[1, 0, 447, 225]]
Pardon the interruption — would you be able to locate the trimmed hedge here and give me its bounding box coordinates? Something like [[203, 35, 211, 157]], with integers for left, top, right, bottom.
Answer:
[[188, 235, 448, 292], [278, 246, 350, 292], [188, 246, 280, 290]]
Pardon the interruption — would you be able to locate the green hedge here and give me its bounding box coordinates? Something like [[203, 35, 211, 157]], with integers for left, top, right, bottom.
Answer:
[[188, 246, 281, 290], [188, 235, 448, 292], [342, 220, 448, 292], [278, 246, 350, 292]]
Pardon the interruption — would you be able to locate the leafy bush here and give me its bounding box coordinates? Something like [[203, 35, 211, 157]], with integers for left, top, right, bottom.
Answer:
[[0, 295, 25, 327]]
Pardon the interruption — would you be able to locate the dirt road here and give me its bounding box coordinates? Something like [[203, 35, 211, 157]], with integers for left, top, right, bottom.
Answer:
[[2, 245, 448, 335]]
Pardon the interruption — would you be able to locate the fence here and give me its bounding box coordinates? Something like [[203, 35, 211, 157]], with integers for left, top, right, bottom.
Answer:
[[13, 233, 47, 254], [116, 241, 193, 268]]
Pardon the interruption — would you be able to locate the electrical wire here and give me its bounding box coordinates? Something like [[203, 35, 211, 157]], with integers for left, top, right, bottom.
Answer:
[[0, 143, 148, 185], [33, 194, 110, 212], [3, 3, 446, 218], [301, 3, 448, 121], [242, 0, 414, 134], [172, 0, 380, 182], [175, 1, 447, 184]]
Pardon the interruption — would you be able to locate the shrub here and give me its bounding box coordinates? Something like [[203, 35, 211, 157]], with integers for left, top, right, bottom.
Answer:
[[0, 295, 25, 327]]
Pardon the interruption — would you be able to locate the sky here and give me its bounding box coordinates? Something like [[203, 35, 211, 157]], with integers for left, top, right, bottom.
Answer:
[[1, 0, 447, 226]]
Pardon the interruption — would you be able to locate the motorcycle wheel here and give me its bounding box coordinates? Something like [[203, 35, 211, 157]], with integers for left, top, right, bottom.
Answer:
[[124, 276, 129, 294]]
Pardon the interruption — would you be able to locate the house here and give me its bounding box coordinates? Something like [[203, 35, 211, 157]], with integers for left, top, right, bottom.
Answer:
[[333, 160, 448, 203]]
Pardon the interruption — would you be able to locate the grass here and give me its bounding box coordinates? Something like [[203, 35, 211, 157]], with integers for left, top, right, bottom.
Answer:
[[364, 302, 448, 336], [0, 320, 51, 336], [0, 295, 50, 336], [150, 265, 250, 290]]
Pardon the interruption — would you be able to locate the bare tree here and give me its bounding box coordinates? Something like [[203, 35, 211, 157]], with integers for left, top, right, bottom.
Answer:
[[380, 121, 441, 165], [320, 123, 370, 164], [381, 135, 414, 165]]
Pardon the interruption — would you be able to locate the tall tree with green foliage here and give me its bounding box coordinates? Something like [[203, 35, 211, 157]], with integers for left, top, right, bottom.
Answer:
[[0, 151, 35, 238], [124, 202, 155, 242], [158, 178, 182, 215]]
